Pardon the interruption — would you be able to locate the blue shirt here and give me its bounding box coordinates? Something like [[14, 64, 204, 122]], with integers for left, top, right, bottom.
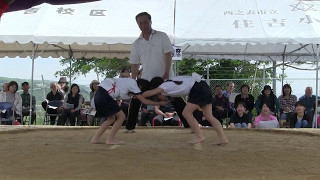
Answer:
[[299, 95, 316, 112]]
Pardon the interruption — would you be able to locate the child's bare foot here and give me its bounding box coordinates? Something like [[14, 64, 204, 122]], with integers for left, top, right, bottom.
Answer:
[[106, 139, 125, 145], [189, 137, 205, 144], [124, 129, 135, 133], [212, 139, 228, 145], [91, 139, 105, 144]]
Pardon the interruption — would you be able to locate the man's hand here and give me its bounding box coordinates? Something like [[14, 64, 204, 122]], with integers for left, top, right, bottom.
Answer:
[[284, 107, 290, 112], [216, 106, 224, 111], [165, 112, 175, 117], [142, 108, 148, 113]]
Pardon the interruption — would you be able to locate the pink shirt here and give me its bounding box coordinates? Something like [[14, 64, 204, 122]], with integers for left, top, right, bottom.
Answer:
[[254, 114, 278, 127]]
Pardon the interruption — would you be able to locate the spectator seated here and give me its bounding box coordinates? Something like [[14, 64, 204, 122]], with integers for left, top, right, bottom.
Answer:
[[152, 101, 180, 126], [0, 102, 15, 125], [43, 100, 63, 125]]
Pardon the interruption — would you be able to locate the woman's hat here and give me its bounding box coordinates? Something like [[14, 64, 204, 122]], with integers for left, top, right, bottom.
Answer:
[[263, 85, 272, 91], [58, 77, 68, 84], [90, 80, 100, 90]]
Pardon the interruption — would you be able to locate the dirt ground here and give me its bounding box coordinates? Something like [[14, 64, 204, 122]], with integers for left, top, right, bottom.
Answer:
[[0, 126, 320, 180]]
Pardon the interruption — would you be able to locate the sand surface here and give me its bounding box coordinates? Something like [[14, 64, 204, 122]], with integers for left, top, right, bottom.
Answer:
[[0, 126, 320, 180]]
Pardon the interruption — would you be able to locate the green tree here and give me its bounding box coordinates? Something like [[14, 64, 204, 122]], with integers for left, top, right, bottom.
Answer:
[[176, 58, 273, 97], [55, 57, 130, 80]]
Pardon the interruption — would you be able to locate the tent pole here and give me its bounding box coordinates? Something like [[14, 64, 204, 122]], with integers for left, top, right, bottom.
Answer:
[[69, 57, 72, 85], [206, 64, 210, 85], [68, 45, 73, 86], [173, 0, 177, 77], [272, 61, 277, 94], [29, 42, 35, 126], [262, 64, 266, 87], [281, 45, 287, 90], [173, 0, 176, 45], [314, 44, 320, 128]]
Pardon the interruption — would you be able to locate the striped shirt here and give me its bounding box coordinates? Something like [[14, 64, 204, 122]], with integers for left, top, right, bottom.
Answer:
[[277, 94, 297, 112]]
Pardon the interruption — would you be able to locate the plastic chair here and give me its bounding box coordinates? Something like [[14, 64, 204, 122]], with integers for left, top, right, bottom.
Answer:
[[0, 102, 15, 125], [43, 100, 63, 125]]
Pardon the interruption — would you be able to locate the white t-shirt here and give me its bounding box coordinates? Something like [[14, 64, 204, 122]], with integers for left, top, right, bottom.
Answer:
[[159, 76, 196, 97], [99, 78, 141, 100], [130, 29, 174, 81]]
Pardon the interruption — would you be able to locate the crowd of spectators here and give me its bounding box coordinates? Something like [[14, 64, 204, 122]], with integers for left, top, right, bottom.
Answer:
[[0, 75, 319, 129]]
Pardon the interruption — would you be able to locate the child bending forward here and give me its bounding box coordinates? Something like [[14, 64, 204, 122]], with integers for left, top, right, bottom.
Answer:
[[143, 73, 228, 144], [91, 78, 165, 145]]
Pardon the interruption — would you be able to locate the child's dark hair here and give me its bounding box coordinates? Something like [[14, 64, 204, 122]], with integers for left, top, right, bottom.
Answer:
[[150, 77, 164, 89], [240, 84, 250, 91], [261, 102, 271, 109], [295, 101, 305, 107], [137, 79, 150, 92], [235, 101, 246, 109]]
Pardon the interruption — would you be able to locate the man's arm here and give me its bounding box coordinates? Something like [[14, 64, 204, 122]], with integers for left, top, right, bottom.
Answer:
[[131, 64, 139, 80], [162, 52, 172, 80], [154, 105, 165, 116]]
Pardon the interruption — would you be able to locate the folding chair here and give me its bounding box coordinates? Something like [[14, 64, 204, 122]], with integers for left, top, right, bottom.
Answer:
[[22, 107, 37, 125], [0, 102, 15, 125], [43, 100, 63, 125]]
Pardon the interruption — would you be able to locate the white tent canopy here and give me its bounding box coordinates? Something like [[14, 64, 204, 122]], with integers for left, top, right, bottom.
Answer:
[[0, 0, 174, 59], [0, 0, 319, 127], [173, 0, 320, 61], [0, 0, 319, 61]]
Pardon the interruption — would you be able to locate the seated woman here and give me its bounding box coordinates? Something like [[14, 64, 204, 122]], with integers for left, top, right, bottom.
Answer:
[[42, 82, 64, 125], [254, 103, 279, 128], [58, 84, 84, 126], [288, 101, 312, 128], [0, 81, 22, 124], [229, 102, 252, 128], [278, 84, 297, 122]]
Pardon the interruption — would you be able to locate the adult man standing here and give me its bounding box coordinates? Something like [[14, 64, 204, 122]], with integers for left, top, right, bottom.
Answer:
[[126, 12, 195, 132], [130, 12, 173, 81]]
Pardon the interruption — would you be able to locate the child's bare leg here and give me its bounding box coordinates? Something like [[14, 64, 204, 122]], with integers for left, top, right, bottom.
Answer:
[[183, 103, 205, 144], [202, 104, 228, 145], [106, 111, 126, 145], [91, 116, 115, 144]]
